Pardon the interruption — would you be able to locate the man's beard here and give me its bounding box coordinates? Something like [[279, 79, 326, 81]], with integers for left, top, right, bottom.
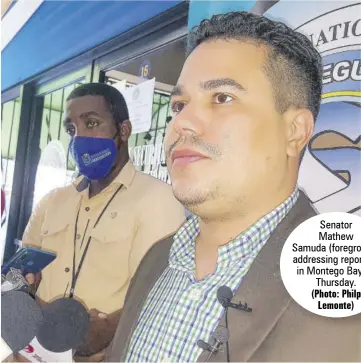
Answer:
[[172, 184, 220, 211]]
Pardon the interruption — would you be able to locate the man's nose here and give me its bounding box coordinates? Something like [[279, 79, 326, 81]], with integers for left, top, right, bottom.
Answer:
[[74, 125, 91, 138], [171, 104, 206, 137]]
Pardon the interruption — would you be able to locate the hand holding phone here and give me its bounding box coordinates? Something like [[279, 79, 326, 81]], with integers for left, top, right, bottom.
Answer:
[[25, 271, 42, 286], [1, 247, 57, 275]]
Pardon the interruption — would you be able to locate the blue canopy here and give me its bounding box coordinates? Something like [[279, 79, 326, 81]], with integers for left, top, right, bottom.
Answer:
[[2, 0, 181, 91]]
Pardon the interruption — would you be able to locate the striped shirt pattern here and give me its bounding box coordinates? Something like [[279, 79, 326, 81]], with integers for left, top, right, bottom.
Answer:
[[125, 189, 299, 362]]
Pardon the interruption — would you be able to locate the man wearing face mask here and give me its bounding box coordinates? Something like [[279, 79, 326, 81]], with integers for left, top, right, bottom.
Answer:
[[21, 83, 186, 361]]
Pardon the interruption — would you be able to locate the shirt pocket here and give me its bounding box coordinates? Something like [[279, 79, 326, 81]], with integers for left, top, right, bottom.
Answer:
[[40, 219, 70, 257], [38, 218, 71, 281], [88, 220, 135, 281]]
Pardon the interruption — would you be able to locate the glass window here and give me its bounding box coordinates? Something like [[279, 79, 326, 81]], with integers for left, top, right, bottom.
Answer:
[[33, 82, 83, 210]]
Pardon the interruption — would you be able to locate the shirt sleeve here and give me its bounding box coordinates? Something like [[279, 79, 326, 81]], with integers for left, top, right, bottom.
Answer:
[[22, 189, 58, 248], [129, 185, 186, 277]]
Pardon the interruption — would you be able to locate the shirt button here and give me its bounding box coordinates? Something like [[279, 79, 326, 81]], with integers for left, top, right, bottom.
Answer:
[[76, 234, 81, 239], [65, 267, 70, 273], [43, 230, 48, 235], [189, 288, 203, 301], [85, 207, 90, 212]]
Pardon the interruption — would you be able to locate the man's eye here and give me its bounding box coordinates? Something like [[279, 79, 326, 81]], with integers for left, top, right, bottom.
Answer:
[[214, 93, 233, 104], [171, 102, 185, 114], [66, 127, 75, 136], [86, 121, 99, 129]]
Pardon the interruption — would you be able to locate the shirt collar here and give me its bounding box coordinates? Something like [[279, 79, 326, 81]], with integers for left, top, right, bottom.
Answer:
[[169, 187, 299, 273], [72, 160, 136, 194], [169, 215, 199, 273], [112, 160, 136, 188], [216, 187, 299, 270]]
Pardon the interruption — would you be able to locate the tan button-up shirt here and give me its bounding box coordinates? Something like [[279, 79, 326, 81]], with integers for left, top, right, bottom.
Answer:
[[22, 161, 185, 313]]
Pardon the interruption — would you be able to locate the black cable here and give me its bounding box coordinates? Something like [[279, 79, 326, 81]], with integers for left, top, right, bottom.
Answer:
[[79, 220, 90, 250], [225, 307, 230, 362], [63, 282, 69, 298]]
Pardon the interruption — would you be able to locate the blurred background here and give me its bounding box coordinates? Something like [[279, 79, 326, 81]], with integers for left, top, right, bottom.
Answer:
[[1, 0, 360, 262]]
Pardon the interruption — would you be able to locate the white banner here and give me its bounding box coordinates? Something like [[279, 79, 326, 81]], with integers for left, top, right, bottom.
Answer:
[[129, 143, 171, 184], [266, 2, 361, 217], [119, 78, 156, 135]]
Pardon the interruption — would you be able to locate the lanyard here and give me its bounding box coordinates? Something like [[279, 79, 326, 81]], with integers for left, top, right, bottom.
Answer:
[[69, 184, 124, 298]]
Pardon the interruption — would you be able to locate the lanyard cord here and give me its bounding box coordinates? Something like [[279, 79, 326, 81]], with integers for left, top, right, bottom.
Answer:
[[68, 184, 124, 298], [225, 307, 230, 362]]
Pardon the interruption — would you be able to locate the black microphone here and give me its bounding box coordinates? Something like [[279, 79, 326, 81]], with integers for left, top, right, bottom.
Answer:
[[217, 286, 252, 312], [1, 291, 43, 353], [36, 298, 90, 353], [197, 339, 212, 352], [204, 326, 229, 362], [197, 327, 229, 360]]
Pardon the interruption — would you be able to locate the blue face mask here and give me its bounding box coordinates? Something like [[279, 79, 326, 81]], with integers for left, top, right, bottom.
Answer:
[[69, 135, 118, 181]]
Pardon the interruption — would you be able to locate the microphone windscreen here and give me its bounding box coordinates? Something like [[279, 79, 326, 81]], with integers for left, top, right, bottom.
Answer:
[[212, 326, 229, 343], [1, 291, 43, 352], [217, 286, 233, 307], [37, 298, 90, 352]]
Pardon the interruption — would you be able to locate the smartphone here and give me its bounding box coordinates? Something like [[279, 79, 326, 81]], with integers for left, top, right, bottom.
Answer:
[[1, 246, 57, 275]]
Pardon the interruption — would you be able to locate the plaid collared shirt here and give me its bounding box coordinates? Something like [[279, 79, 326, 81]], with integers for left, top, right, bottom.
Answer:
[[125, 189, 299, 362]]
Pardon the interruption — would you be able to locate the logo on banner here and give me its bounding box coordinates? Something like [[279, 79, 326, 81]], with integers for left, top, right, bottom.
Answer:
[[297, 4, 361, 216]]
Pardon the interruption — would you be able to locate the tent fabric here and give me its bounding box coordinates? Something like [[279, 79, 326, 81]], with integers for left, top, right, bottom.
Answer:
[[187, 0, 257, 29], [2, 0, 181, 91], [1, 0, 16, 17]]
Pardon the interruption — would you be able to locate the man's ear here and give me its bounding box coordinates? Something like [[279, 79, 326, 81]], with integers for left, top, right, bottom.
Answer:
[[285, 108, 314, 157], [119, 120, 132, 141]]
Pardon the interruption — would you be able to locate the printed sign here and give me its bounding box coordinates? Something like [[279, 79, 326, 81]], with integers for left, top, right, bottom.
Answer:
[[121, 78, 156, 134], [129, 143, 170, 184]]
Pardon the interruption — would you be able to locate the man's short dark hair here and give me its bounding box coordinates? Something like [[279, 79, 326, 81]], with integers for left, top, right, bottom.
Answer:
[[187, 11, 323, 121], [67, 83, 129, 126]]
